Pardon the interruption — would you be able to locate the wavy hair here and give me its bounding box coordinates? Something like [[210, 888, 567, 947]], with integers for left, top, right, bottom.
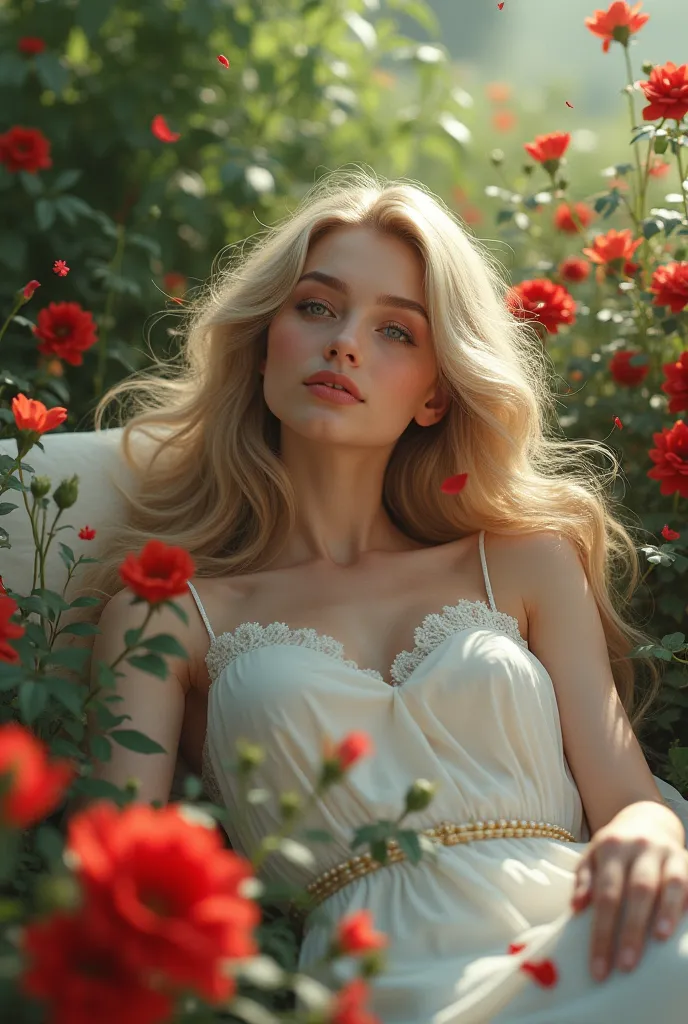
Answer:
[[77, 166, 664, 738]]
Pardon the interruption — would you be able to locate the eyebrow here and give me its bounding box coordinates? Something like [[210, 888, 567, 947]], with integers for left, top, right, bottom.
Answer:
[[296, 270, 429, 324]]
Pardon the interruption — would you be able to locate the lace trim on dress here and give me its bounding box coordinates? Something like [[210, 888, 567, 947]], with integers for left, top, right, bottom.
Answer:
[[204, 599, 528, 688]]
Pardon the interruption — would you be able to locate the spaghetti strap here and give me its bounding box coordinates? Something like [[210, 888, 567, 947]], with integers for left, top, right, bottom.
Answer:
[[478, 530, 498, 613], [187, 580, 216, 642]]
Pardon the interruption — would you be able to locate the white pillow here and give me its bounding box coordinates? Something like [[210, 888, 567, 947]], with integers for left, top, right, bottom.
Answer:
[[0, 427, 131, 606]]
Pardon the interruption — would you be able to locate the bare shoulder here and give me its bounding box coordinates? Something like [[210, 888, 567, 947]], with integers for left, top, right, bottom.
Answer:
[[184, 574, 247, 692], [495, 530, 584, 613], [100, 584, 211, 695]]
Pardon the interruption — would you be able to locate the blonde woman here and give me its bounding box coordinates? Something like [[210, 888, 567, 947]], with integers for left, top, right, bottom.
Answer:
[[86, 168, 688, 1022]]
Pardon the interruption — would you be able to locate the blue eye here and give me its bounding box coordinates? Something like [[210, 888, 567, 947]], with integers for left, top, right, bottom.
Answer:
[[295, 299, 416, 345]]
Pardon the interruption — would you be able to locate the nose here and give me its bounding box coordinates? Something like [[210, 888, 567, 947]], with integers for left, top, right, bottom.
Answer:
[[324, 326, 362, 365]]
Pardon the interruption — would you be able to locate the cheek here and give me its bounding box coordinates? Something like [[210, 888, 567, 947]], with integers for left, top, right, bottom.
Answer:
[[266, 318, 311, 370]]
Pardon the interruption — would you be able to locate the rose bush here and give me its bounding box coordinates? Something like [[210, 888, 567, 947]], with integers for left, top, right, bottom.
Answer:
[[1, 0, 688, 1021]]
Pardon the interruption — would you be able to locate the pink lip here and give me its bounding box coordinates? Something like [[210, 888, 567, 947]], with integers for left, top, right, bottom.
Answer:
[[304, 383, 361, 405]]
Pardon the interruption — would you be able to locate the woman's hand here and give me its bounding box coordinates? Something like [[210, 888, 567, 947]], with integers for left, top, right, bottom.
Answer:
[[571, 802, 688, 983]]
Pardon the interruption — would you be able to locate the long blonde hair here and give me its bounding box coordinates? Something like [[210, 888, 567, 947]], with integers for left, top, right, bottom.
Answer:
[[79, 166, 664, 736]]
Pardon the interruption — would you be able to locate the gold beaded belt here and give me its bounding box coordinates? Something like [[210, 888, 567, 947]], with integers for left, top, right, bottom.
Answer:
[[288, 818, 576, 924]]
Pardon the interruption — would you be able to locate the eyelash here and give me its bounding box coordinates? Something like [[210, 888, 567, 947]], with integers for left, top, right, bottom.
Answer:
[[295, 299, 416, 346]]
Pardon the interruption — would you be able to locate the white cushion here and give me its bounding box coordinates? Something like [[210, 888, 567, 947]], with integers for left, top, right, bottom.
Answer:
[[1, 429, 687, 839], [1, 427, 132, 605]]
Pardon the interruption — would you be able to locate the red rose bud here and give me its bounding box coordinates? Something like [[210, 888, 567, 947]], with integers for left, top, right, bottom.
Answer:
[[334, 909, 389, 956], [319, 731, 373, 785], [78, 526, 96, 540], [22, 279, 41, 300]]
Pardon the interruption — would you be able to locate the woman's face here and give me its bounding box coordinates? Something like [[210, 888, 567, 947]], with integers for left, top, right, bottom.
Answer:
[[261, 225, 450, 449]]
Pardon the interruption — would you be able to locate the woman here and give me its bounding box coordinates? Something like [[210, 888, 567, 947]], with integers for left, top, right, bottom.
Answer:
[[86, 168, 688, 1022]]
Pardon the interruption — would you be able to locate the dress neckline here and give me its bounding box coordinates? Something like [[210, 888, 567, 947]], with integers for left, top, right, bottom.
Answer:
[[204, 597, 529, 689]]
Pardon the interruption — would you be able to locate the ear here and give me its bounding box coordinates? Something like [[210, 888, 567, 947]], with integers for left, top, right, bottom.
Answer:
[[414, 383, 451, 427]]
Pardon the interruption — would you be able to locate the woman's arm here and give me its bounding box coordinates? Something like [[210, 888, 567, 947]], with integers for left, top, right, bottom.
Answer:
[[516, 531, 683, 841], [85, 588, 192, 807]]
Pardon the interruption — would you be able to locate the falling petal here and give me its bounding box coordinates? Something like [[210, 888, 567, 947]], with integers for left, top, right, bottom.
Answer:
[[613, 416, 623, 430], [151, 114, 181, 143], [565, 101, 574, 108], [217, 54, 230, 68], [440, 473, 468, 495]]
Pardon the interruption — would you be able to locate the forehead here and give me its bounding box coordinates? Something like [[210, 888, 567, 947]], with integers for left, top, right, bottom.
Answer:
[[302, 225, 426, 296]]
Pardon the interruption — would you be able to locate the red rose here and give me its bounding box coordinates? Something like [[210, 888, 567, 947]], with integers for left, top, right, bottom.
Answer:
[[584, 2, 650, 54], [558, 256, 590, 283], [647, 419, 688, 498], [66, 802, 260, 1003], [553, 202, 594, 234], [17, 36, 46, 56], [33, 302, 98, 367], [0, 595, 27, 664], [661, 351, 688, 413], [78, 526, 96, 540], [335, 909, 389, 956], [661, 524, 680, 541], [648, 262, 688, 315], [21, 911, 173, 1024], [0, 723, 74, 828], [640, 60, 688, 123], [119, 539, 195, 604], [582, 228, 643, 278], [331, 977, 381, 1024], [506, 278, 577, 335], [609, 350, 650, 387], [11, 393, 68, 436], [163, 272, 187, 294], [0, 126, 52, 174], [330, 731, 374, 770], [523, 131, 570, 166]]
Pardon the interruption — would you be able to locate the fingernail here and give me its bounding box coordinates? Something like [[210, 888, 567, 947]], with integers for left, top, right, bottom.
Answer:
[[656, 918, 672, 936], [592, 958, 607, 980]]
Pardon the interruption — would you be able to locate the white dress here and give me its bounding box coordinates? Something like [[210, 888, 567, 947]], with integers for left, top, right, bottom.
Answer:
[[190, 531, 688, 1023]]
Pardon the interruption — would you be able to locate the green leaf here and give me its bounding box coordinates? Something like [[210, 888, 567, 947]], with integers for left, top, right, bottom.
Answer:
[[90, 733, 112, 763], [126, 653, 169, 679], [49, 736, 83, 759], [35, 198, 56, 231], [76, 0, 120, 40], [0, 53, 29, 87], [110, 729, 166, 755], [44, 677, 84, 717], [69, 596, 102, 609], [43, 647, 89, 672], [395, 829, 422, 865], [60, 621, 101, 637], [19, 680, 48, 724], [71, 776, 128, 803], [661, 632, 686, 653], [0, 503, 18, 515], [32, 589, 71, 615], [33, 52, 70, 94], [143, 634, 188, 658], [53, 169, 83, 192], [35, 824, 65, 864]]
